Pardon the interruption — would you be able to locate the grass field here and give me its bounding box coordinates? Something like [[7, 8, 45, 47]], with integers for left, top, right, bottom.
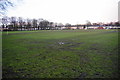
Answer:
[[2, 29, 119, 78]]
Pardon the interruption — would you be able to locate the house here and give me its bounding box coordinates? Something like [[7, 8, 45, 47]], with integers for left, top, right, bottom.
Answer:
[[97, 27, 104, 29]]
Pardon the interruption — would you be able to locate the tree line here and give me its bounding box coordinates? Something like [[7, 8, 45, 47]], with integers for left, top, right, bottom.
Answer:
[[1, 16, 120, 31], [1, 16, 59, 31]]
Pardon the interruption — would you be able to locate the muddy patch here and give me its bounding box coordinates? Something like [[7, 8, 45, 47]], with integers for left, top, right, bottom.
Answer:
[[102, 31, 118, 34], [58, 42, 65, 45], [62, 56, 70, 59], [89, 44, 100, 51], [3, 66, 21, 78], [16, 38, 43, 44], [93, 72, 103, 78], [58, 41, 83, 47], [57, 41, 84, 51], [15, 39, 30, 43], [3, 31, 42, 35], [90, 47, 98, 50], [76, 72, 87, 79], [27, 46, 41, 50], [80, 57, 90, 63], [28, 40, 42, 44]]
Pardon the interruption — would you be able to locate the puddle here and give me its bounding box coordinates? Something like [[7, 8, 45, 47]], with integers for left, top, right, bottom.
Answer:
[[58, 42, 65, 45], [58, 41, 79, 45], [57, 41, 84, 48], [49, 41, 84, 51]]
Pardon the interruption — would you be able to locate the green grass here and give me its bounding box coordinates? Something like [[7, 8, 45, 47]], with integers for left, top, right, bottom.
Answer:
[[2, 29, 119, 78]]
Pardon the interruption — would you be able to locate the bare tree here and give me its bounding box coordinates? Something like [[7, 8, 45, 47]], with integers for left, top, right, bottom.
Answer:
[[1, 16, 9, 29], [32, 19, 38, 30], [37, 18, 43, 30], [85, 20, 91, 29], [49, 22, 54, 30], [0, 0, 23, 16], [39, 20, 49, 30], [86, 20, 91, 26], [26, 18, 32, 30], [18, 17, 24, 31], [10, 16, 17, 30], [57, 23, 64, 30], [65, 23, 71, 29], [0, 0, 13, 15]]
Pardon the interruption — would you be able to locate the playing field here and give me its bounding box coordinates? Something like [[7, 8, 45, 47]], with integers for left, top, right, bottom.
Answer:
[[2, 29, 119, 78]]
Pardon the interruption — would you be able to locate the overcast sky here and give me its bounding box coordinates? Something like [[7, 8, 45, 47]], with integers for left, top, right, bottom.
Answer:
[[7, 0, 119, 25]]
